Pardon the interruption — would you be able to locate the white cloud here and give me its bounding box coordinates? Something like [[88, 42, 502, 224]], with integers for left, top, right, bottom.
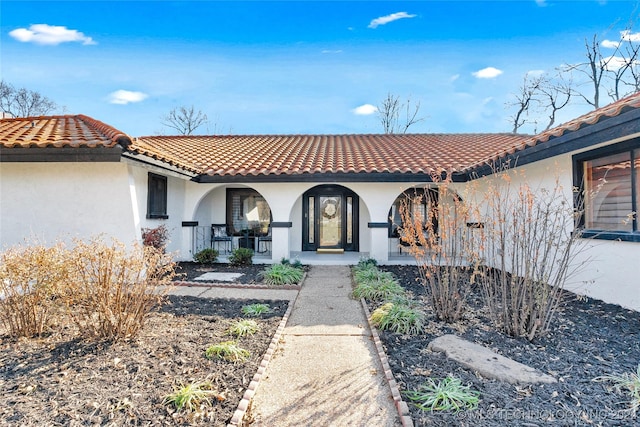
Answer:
[[535, 0, 547, 7], [9, 24, 96, 46], [472, 67, 503, 79], [449, 74, 460, 82], [602, 55, 636, 71], [601, 39, 621, 49], [368, 12, 416, 29], [352, 104, 378, 115], [621, 30, 640, 42], [321, 49, 343, 54], [108, 90, 148, 105]]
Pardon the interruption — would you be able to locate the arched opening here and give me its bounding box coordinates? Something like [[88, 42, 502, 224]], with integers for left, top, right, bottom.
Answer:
[[302, 184, 359, 252]]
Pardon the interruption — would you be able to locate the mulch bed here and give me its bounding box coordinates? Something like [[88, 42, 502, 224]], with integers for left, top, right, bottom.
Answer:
[[0, 295, 288, 426], [377, 265, 640, 427], [176, 262, 265, 284]]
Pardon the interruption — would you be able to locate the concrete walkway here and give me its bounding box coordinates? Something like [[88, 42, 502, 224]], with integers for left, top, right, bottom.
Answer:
[[249, 265, 400, 426]]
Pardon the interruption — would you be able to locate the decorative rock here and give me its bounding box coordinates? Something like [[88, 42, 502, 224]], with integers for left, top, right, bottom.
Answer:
[[428, 334, 557, 384]]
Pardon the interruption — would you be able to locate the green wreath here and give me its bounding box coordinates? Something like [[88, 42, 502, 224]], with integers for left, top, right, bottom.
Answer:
[[322, 199, 338, 220]]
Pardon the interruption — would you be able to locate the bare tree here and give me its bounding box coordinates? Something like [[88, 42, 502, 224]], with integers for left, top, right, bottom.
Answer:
[[507, 73, 545, 133], [161, 105, 208, 135], [0, 80, 57, 117], [538, 73, 573, 131], [377, 93, 425, 134]]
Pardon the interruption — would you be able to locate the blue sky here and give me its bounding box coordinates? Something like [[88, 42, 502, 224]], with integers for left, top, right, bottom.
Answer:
[[2, 1, 640, 136]]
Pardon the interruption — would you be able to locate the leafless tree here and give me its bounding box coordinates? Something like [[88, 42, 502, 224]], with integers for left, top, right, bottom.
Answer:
[[538, 73, 573, 131], [161, 105, 208, 135], [0, 80, 57, 117], [507, 73, 545, 133], [377, 93, 425, 134]]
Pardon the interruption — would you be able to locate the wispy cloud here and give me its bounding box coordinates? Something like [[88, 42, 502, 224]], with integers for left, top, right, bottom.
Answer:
[[321, 49, 343, 54], [352, 104, 378, 115], [535, 0, 547, 7], [621, 30, 640, 42], [108, 90, 148, 105], [9, 24, 96, 46], [368, 12, 416, 29], [472, 67, 503, 79], [601, 39, 621, 49]]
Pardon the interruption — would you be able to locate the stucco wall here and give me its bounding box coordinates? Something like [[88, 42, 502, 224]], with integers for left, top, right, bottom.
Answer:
[[0, 162, 138, 248], [473, 153, 639, 312]]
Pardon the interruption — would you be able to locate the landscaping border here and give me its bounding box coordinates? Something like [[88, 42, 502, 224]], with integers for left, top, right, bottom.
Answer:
[[361, 298, 414, 427]]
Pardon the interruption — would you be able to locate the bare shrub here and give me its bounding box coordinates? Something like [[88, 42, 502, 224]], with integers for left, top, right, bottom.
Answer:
[[398, 182, 475, 322], [474, 172, 585, 341], [0, 241, 70, 337], [67, 237, 176, 341]]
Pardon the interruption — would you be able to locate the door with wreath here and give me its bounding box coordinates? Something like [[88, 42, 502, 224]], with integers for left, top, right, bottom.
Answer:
[[302, 185, 359, 252]]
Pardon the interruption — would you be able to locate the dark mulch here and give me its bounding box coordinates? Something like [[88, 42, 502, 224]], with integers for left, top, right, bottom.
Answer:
[[176, 262, 265, 284], [377, 265, 640, 426], [0, 295, 288, 426]]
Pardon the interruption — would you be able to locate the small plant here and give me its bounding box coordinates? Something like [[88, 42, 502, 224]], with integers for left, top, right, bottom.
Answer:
[[356, 257, 378, 269], [404, 375, 480, 412], [352, 276, 404, 301], [227, 319, 259, 337], [281, 257, 303, 269], [258, 263, 304, 286], [594, 364, 640, 414], [241, 303, 271, 317], [194, 248, 219, 265], [141, 224, 170, 250], [229, 247, 253, 266], [369, 301, 424, 335], [353, 266, 396, 284], [205, 341, 250, 362], [162, 380, 224, 411]]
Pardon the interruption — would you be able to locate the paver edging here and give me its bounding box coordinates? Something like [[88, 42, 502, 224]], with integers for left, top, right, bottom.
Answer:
[[227, 289, 299, 427], [173, 280, 302, 290], [360, 298, 414, 427]]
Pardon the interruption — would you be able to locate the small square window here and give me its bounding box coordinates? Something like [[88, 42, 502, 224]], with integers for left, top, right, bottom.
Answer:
[[147, 173, 168, 219]]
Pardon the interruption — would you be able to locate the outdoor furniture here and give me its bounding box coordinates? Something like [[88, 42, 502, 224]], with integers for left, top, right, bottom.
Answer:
[[211, 224, 233, 253], [257, 226, 272, 253]]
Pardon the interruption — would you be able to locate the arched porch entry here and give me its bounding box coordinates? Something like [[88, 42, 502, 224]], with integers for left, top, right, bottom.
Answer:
[[302, 184, 359, 252]]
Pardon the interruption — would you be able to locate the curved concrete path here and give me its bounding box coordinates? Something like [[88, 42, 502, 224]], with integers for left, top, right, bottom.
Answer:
[[248, 265, 400, 426]]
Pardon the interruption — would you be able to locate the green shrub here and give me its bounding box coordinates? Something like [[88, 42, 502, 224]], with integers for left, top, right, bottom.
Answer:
[[194, 248, 219, 265], [229, 247, 253, 266], [353, 277, 404, 301], [259, 263, 304, 286], [241, 303, 271, 317], [369, 301, 424, 335], [281, 257, 303, 269], [205, 341, 250, 362], [356, 257, 378, 270], [0, 241, 71, 338], [404, 375, 480, 412], [227, 319, 259, 337], [162, 381, 224, 411]]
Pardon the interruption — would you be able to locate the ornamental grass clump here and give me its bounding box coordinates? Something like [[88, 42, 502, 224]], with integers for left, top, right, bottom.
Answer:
[[205, 341, 250, 363], [369, 301, 424, 335], [227, 319, 259, 337], [594, 364, 640, 415], [241, 303, 271, 317], [352, 276, 404, 301], [404, 375, 480, 412], [162, 381, 225, 411], [67, 237, 176, 342], [0, 241, 71, 338], [258, 262, 304, 286]]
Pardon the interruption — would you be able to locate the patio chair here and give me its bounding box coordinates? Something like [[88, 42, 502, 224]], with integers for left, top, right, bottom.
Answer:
[[257, 225, 272, 253], [211, 224, 233, 253]]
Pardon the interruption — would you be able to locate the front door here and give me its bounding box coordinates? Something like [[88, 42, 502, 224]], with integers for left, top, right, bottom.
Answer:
[[303, 185, 358, 251]]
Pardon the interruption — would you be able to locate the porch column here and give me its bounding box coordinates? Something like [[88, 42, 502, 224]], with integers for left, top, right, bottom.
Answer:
[[368, 222, 389, 263], [270, 222, 292, 262]]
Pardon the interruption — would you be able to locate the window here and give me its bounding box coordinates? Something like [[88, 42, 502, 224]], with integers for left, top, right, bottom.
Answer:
[[574, 141, 639, 242], [226, 189, 271, 236], [147, 173, 168, 219], [388, 188, 439, 238]]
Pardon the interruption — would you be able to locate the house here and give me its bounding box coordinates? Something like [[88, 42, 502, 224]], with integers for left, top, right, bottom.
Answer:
[[1, 94, 639, 310]]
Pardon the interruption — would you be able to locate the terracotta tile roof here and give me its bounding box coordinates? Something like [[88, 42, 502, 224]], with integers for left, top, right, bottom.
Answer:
[[131, 133, 529, 177], [0, 115, 131, 148], [464, 91, 640, 171]]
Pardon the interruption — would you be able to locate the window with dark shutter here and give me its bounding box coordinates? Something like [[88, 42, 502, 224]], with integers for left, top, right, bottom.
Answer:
[[147, 173, 168, 219]]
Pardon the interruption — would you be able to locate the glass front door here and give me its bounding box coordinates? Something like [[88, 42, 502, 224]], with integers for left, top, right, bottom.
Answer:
[[303, 185, 358, 251]]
